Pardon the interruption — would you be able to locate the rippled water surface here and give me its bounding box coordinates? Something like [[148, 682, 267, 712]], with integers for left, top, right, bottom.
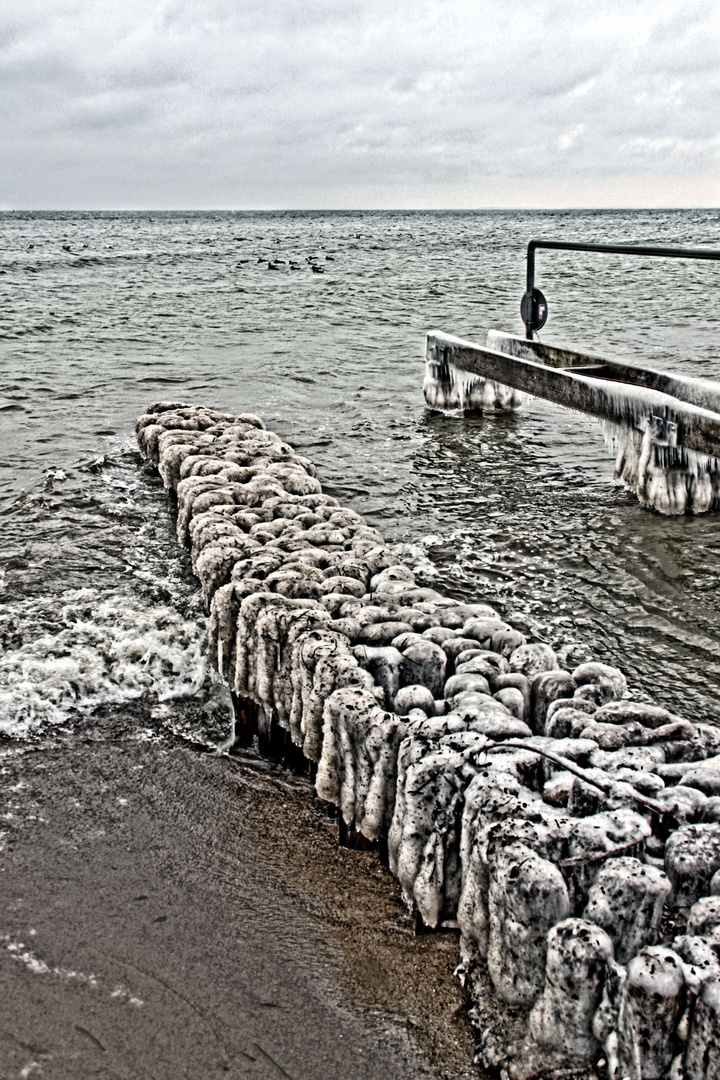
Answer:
[[2, 209, 720, 735]]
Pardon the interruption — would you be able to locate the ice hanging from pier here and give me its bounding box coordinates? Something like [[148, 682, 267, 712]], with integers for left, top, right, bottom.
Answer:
[[602, 419, 720, 515], [422, 356, 525, 412]]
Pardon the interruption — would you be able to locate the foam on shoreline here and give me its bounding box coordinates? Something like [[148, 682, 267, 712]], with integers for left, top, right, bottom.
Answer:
[[137, 400, 720, 1080]]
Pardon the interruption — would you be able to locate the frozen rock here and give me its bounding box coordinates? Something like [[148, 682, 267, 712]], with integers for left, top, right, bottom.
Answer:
[[659, 755, 720, 784], [394, 684, 436, 717], [300, 648, 379, 760], [572, 662, 627, 704], [567, 775, 603, 817], [390, 631, 426, 652], [234, 593, 330, 711], [493, 686, 525, 721], [353, 644, 404, 707], [444, 672, 491, 699], [655, 786, 708, 828], [389, 733, 483, 927], [583, 857, 671, 965], [452, 648, 485, 668], [579, 720, 645, 752], [491, 672, 531, 721], [490, 626, 526, 657], [593, 700, 679, 729], [614, 947, 685, 1080], [527, 918, 614, 1060], [369, 564, 416, 593], [320, 575, 366, 598], [487, 844, 570, 1005], [422, 626, 456, 645], [442, 636, 481, 667], [449, 703, 532, 741], [686, 896, 720, 939], [613, 768, 665, 798], [451, 690, 501, 711], [316, 686, 407, 839], [288, 628, 361, 748], [590, 745, 666, 774], [685, 976, 720, 1080], [696, 724, 720, 759], [540, 736, 599, 774], [543, 771, 575, 807], [673, 935, 720, 993], [196, 538, 262, 602], [457, 770, 528, 958], [456, 652, 509, 679], [357, 620, 413, 645], [681, 768, 720, 796], [400, 639, 447, 699], [562, 810, 652, 910], [209, 581, 247, 680], [509, 642, 558, 680], [328, 616, 361, 642], [665, 824, 720, 907], [702, 796, 720, 824], [547, 692, 596, 723], [531, 670, 577, 734], [458, 769, 569, 959], [546, 704, 598, 740], [435, 608, 469, 630], [462, 617, 511, 647]]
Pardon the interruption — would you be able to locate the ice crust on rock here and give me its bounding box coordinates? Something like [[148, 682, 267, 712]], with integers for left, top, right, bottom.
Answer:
[[528, 918, 615, 1059], [606, 946, 686, 1080], [487, 844, 570, 1005], [685, 976, 720, 1080], [583, 857, 671, 965], [138, 399, 720, 1080], [665, 824, 720, 907]]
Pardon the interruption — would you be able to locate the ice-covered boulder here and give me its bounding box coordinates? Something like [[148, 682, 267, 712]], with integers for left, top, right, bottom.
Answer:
[[527, 918, 614, 1061], [487, 843, 569, 1005], [665, 824, 720, 907], [583, 857, 671, 965], [685, 977, 720, 1080]]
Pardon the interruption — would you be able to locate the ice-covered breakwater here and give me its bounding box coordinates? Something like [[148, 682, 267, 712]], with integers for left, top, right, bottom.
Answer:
[[138, 400, 720, 1080]]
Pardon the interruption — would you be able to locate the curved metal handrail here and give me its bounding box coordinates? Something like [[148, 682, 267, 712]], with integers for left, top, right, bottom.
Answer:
[[522, 239, 720, 339]]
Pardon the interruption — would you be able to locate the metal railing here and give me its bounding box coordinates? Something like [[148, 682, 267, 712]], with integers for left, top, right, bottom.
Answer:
[[521, 239, 720, 339]]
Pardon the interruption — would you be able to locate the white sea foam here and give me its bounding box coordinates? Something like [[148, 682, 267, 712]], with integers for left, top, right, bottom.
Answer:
[[0, 587, 207, 738], [2, 935, 144, 1006]]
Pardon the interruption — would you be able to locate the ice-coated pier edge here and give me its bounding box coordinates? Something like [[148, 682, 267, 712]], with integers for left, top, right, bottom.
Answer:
[[423, 330, 720, 516], [137, 401, 720, 1080]]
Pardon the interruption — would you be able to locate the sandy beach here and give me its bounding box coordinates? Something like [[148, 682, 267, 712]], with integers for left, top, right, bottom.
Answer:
[[0, 707, 478, 1080]]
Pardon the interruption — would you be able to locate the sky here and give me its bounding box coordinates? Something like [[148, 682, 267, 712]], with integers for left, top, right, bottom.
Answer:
[[1, 0, 719, 209]]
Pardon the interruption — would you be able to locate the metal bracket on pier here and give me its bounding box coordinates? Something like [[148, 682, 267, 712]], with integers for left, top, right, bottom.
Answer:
[[521, 239, 720, 339]]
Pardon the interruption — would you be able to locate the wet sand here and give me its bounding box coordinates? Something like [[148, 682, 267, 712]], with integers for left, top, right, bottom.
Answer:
[[0, 712, 479, 1080]]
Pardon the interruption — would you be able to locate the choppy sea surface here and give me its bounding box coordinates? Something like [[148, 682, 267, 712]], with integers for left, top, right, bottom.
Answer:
[[2, 209, 720, 739]]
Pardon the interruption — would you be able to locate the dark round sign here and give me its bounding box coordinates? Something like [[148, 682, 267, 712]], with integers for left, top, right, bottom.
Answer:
[[520, 288, 548, 333]]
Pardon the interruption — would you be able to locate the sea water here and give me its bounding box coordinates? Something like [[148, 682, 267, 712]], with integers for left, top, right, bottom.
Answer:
[[2, 208, 720, 736]]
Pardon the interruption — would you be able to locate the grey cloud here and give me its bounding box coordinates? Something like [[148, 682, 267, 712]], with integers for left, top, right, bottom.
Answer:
[[0, 0, 718, 208]]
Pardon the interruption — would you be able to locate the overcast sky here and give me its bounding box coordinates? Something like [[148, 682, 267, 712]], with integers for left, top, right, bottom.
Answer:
[[1, 0, 719, 209]]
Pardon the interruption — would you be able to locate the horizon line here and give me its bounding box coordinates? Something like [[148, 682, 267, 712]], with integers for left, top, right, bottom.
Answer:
[[1, 205, 719, 214]]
